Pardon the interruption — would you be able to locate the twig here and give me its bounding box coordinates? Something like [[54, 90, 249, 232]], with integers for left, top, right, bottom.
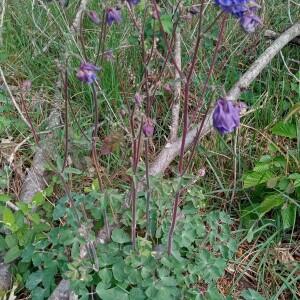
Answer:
[[71, 0, 89, 34], [149, 22, 300, 176], [0, 68, 31, 129], [0, 0, 6, 47], [264, 29, 300, 46], [169, 23, 182, 142]]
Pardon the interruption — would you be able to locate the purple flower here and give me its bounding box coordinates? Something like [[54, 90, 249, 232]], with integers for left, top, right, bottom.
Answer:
[[87, 11, 100, 25], [106, 8, 121, 25], [143, 118, 154, 137], [127, 0, 140, 6], [240, 12, 261, 33], [215, 0, 249, 17], [212, 99, 241, 134], [76, 62, 101, 84]]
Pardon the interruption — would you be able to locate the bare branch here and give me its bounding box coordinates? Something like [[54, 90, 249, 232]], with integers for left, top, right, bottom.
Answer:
[[71, 0, 89, 34], [169, 22, 182, 142], [0, 68, 31, 129], [0, 0, 6, 47], [149, 22, 300, 176], [264, 29, 300, 46]]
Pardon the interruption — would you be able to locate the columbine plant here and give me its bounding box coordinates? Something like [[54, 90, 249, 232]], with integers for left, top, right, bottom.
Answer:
[[71, 0, 260, 257], [14, 0, 263, 298]]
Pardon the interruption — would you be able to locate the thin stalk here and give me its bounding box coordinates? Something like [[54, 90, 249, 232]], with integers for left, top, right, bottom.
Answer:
[[131, 179, 137, 249], [79, 11, 88, 61], [167, 190, 181, 255], [145, 139, 151, 237], [178, 0, 205, 174], [168, 12, 227, 256], [191, 14, 227, 123], [20, 93, 39, 145], [95, 10, 107, 65], [151, 0, 183, 78], [62, 66, 69, 172], [91, 84, 103, 191], [67, 96, 91, 142], [184, 14, 227, 173]]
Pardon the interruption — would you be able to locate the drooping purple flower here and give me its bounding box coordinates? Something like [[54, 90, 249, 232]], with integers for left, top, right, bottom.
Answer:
[[76, 62, 101, 84], [215, 0, 249, 17], [134, 93, 143, 107], [212, 99, 241, 134], [87, 11, 100, 25], [143, 118, 154, 137], [126, 0, 141, 6], [215, 0, 262, 32], [240, 12, 262, 33], [106, 8, 122, 25]]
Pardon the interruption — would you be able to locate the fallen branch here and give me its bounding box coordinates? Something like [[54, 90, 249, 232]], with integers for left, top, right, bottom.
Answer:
[[71, 0, 89, 34], [169, 15, 182, 142], [0, 0, 6, 47], [264, 29, 300, 46], [48, 280, 77, 300], [19, 107, 61, 203], [149, 22, 300, 176], [0, 262, 11, 294]]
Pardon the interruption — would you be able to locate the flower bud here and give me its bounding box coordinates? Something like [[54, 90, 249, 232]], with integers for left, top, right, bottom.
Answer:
[[143, 118, 154, 137]]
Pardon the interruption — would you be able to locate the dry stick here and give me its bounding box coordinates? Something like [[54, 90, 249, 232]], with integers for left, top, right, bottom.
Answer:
[[19, 92, 40, 145], [0, 68, 31, 129], [149, 22, 300, 177], [169, 23, 182, 142], [0, 0, 6, 47], [71, 0, 89, 34], [264, 29, 300, 46]]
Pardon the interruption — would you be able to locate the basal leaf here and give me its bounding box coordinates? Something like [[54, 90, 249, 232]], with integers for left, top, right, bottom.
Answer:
[[243, 171, 274, 188], [258, 194, 284, 215], [111, 228, 131, 244], [4, 245, 21, 263], [271, 122, 297, 139]]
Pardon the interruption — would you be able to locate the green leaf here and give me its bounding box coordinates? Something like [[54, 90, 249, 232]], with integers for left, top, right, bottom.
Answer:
[[0, 194, 11, 202], [129, 288, 145, 300], [243, 171, 274, 188], [241, 288, 265, 300], [32, 191, 45, 206], [0, 235, 6, 251], [111, 228, 131, 244], [3, 207, 15, 227], [266, 177, 279, 189], [281, 204, 297, 229], [160, 15, 173, 35], [99, 268, 112, 285], [64, 167, 82, 175], [96, 287, 129, 300], [271, 122, 297, 139], [258, 194, 284, 215], [5, 234, 17, 248], [25, 271, 43, 290], [4, 245, 21, 263], [112, 262, 127, 282]]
